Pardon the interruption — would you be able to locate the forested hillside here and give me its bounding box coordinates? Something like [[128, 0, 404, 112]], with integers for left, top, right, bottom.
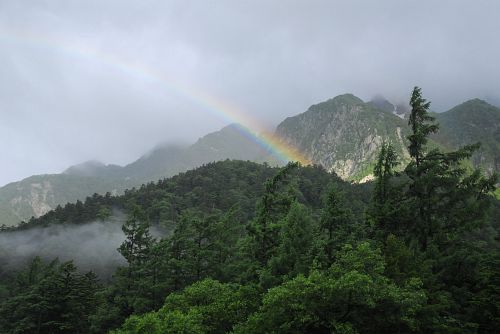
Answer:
[[433, 99, 500, 174], [0, 88, 499, 333], [0, 124, 271, 227], [2, 95, 499, 228]]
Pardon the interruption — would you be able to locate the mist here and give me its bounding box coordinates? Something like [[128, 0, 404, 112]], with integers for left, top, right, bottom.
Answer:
[[1, 0, 500, 186], [0, 220, 162, 279]]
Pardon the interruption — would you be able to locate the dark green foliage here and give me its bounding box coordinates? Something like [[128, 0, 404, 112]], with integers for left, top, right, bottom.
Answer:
[[404, 88, 496, 252], [432, 98, 500, 175], [368, 142, 403, 239], [0, 257, 99, 334], [246, 162, 299, 268], [315, 184, 358, 268], [368, 87, 500, 332], [234, 243, 426, 334], [1, 87, 499, 334], [407, 86, 439, 167]]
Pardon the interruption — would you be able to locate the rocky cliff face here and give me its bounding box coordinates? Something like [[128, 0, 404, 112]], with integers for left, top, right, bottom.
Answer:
[[275, 94, 410, 180], [7, 181, 54, 222], [1, 95, 498, 227]]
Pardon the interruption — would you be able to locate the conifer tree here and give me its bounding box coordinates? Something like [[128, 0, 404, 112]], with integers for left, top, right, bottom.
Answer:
[[116, 205, 155, 314], [404, 87, 496, 251], [317, 184, 354, 267], [247, 162, 299, 267], [268, 201, 313, 281], [369, 142, 402, 238]]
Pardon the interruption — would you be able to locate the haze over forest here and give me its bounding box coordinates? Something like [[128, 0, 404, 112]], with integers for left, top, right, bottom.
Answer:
[[1, 0, 500, 186], [1, 1, 500, 333]]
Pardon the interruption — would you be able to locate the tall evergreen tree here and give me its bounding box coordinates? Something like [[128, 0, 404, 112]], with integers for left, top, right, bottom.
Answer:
[[369, 142, 403, 239], [407, 87, 439, 169], [117, 205, 155, 314], [267, 201, 313, 283], [404, 87, 496, 251], [317, 184, 355, 267], [246, 162, 299, 267]]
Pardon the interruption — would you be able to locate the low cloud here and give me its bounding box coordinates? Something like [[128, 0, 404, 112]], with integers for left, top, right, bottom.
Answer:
[[1, 221, 129, 279]]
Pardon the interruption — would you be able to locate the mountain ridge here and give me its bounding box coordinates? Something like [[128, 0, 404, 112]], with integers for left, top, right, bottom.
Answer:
[[1, 94, 499, 226]]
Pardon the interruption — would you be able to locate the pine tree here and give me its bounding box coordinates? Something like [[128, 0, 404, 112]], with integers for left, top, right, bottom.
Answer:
[[247, 162, 299, 267], [269, 201, 313, 281], [369, 142, 403, 239], [118, 205, 154, 267], [404, 87, 496, 251], [407, 87, 439, 169], [116, 205, 155, 314], [317, 184, 354, 267]]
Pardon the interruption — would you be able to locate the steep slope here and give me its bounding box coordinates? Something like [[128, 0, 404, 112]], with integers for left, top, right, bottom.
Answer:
[[367, 95, 410, 119], [121, 123, 270, 183], [433, 99, 500, 174], [2, 96, 499, 227], [0, 160, 368, 279], [275, 94, 410, 180], [0, 174, 123, 227], [0, 124, 269, 226], [15, 160, 355, 230]]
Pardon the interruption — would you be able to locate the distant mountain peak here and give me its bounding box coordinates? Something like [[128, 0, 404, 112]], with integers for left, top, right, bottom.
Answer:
[[459, 98, 490, 107], [331, 93, 364, 105], [277, 94, 409, 180], [368, 95, 394, 113], [63, 160, 106, 175]]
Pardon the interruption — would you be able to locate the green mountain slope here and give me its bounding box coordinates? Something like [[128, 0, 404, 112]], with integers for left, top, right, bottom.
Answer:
[[275, 94, 410, 180], [0, 174, 124, 228], [13, 160, 358, 232], [2, 95, 499, 227], [0, 125, 270, 227], [433, 99, 500, 174]]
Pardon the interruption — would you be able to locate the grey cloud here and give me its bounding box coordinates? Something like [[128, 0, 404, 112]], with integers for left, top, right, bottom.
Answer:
[[0, 221, 127, 278], [0, 219, 164, 278], [1, 0, 499, 185]]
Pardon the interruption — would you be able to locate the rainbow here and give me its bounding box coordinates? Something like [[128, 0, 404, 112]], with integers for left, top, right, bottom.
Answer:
[[0, 29, 311, 165]]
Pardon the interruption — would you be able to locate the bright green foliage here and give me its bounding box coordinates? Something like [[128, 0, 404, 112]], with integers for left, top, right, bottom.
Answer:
[[235, 243, 426, 334], [114, 279, 260, 334]]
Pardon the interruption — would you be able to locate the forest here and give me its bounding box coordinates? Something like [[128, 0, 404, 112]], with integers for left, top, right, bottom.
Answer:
[[0, 87, 499, 333]]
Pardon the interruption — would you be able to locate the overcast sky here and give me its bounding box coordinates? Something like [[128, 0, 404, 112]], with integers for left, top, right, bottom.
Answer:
[[1, 0, 499, 186]]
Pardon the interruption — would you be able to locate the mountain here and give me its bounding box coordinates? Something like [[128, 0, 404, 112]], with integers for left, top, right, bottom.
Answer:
[[121, 123, 272, 183], [0, 173, 123, 228], [276, 94, 410, 180], [0, 124, 271, 227], [367, 95, 410, 119], [2, 95, 499, 227], [0, 160, 363, 274], [432, 99, 500, 174]]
